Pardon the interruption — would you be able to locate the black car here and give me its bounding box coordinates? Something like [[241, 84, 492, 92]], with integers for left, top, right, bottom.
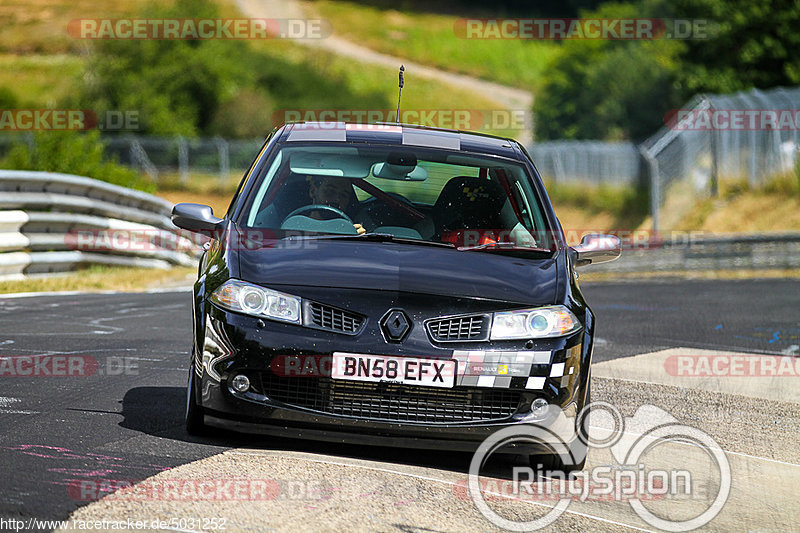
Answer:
[[172, 122, 620, 468]]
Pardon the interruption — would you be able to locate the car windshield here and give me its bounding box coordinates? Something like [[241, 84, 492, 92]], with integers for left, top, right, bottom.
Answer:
[[239, 143, 553, 251]]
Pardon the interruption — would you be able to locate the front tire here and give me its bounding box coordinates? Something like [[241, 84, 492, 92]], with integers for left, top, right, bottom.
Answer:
[[185, 363, 207, 435], [530, 374, 592, 474]]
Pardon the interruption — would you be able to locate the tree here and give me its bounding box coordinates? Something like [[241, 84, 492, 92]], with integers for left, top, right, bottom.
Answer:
[[532, 0, 800, 140], [670, 0, 800, 94], [533, 1, 683, 141], [75, 0, 252, 136]]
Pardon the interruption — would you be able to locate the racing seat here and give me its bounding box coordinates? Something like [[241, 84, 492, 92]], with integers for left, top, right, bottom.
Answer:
[[432, 176, 508, 241]]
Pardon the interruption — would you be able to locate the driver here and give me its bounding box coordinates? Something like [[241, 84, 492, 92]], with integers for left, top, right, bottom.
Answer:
[[307, 176, 366, 234]]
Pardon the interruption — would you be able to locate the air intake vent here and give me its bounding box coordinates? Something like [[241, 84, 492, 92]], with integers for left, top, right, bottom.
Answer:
[[306, 302, 365, 334], [426, 314, 489, 342], [259, 374, 522, 424]]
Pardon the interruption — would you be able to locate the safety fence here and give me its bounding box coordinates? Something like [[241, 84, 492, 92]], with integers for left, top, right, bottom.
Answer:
[[528, 141, 642, 187], [0, 134, 263, 185], [103, 136, 264, 183], [0, 170, 200, 279], [640, 86, 800, 231]]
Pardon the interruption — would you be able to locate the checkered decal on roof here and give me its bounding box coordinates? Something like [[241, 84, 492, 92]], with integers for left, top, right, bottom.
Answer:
[[452, 348, 579, 390]]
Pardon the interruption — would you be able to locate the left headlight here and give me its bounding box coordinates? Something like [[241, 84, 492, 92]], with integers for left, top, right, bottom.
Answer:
[[490, 305, 581, 340], [210, 279, 301, 324]]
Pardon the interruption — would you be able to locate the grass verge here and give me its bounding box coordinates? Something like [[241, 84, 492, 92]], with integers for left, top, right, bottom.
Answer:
[[676, 175, 800, 232], [0, 54, 83, 105], [546, 182, 650, 242], [0, 0, 150, 54], [246, 37, 518, 137], [0, 265, 195, 295], [310, 0, 559, 93]]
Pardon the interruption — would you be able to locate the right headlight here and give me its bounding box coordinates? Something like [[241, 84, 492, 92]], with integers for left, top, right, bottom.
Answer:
[[210, 279, 301, 324], [490, 305, 581, 340]]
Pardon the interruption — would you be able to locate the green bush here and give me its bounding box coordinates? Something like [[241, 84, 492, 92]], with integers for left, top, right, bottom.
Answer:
[[0, 131, 156, 192], [533, 0, 799, 141], [534, 2, 684, 141], [209, 88, 276, 139], [0, 87, 18, 108], [76, 0, 249, 136], [669, 0, 800, 94], [759, 171, 800, 196], [72, 0, 390, 138], [545, 181, 650, 229]]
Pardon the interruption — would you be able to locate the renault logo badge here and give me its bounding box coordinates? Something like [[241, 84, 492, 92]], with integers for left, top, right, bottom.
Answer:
[[380, 309, 411, 342]]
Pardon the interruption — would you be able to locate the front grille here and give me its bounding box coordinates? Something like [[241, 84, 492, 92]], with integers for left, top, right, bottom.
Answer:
[[307, 302, 364, 334], [427, 314, 489, 342], [259, 374, 522, 424]]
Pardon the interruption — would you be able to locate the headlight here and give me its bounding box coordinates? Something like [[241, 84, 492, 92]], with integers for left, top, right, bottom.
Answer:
[[210, 279, 301, 324], [490, 305, 581, 339]]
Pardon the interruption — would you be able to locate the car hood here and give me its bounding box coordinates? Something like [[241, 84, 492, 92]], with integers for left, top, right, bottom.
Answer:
[[237, 239, 560, 305]]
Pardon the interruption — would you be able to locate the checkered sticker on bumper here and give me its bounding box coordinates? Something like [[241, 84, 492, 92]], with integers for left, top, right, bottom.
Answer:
[[452, 350, 577, 390]]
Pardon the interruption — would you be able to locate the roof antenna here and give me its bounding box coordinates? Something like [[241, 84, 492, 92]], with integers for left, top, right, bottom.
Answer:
[[395, 65, 405, 123]]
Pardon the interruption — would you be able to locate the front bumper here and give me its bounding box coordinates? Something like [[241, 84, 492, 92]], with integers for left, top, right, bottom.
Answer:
[[195, 301, 591, 451], [204, 410, 579, 453]]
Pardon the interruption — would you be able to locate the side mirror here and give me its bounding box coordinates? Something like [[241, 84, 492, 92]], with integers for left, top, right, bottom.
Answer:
[[171, 203, 224, 233], [572, 234, 621, 267]]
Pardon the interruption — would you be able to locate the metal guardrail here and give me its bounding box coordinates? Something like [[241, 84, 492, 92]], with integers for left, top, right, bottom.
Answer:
[[587, 233, 800, 273], [2, 172, 797, 280], [0, 170, 201, 279]]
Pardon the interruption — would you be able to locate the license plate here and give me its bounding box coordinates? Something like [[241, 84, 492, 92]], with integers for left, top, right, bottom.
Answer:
[[331, 352, 457, 388]]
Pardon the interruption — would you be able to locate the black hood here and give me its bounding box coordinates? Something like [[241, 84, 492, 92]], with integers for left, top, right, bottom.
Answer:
[[236, 239, 560, 305]]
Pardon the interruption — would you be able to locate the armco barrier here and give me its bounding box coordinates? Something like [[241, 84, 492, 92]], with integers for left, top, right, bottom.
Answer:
[[2, 170, 797, 279], [587, 232, 800, 273], [0, 170, 201, 279]]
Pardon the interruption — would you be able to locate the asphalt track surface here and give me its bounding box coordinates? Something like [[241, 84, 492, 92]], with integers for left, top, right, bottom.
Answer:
[[0, 279, 798, 532]]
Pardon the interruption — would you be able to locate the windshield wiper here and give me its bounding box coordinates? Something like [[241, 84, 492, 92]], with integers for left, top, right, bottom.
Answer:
[[457, 241, 554, 253], [287, 233, 456, 248]]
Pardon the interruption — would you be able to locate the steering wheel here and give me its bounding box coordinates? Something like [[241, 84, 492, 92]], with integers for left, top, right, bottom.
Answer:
[[281, 204, 353, 225]]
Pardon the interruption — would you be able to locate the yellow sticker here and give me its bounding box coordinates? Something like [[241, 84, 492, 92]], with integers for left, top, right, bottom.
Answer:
[[498, 364, 509, 375]]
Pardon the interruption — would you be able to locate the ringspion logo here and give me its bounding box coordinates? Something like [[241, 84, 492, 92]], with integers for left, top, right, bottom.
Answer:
[[469, 403, 731, 531]]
